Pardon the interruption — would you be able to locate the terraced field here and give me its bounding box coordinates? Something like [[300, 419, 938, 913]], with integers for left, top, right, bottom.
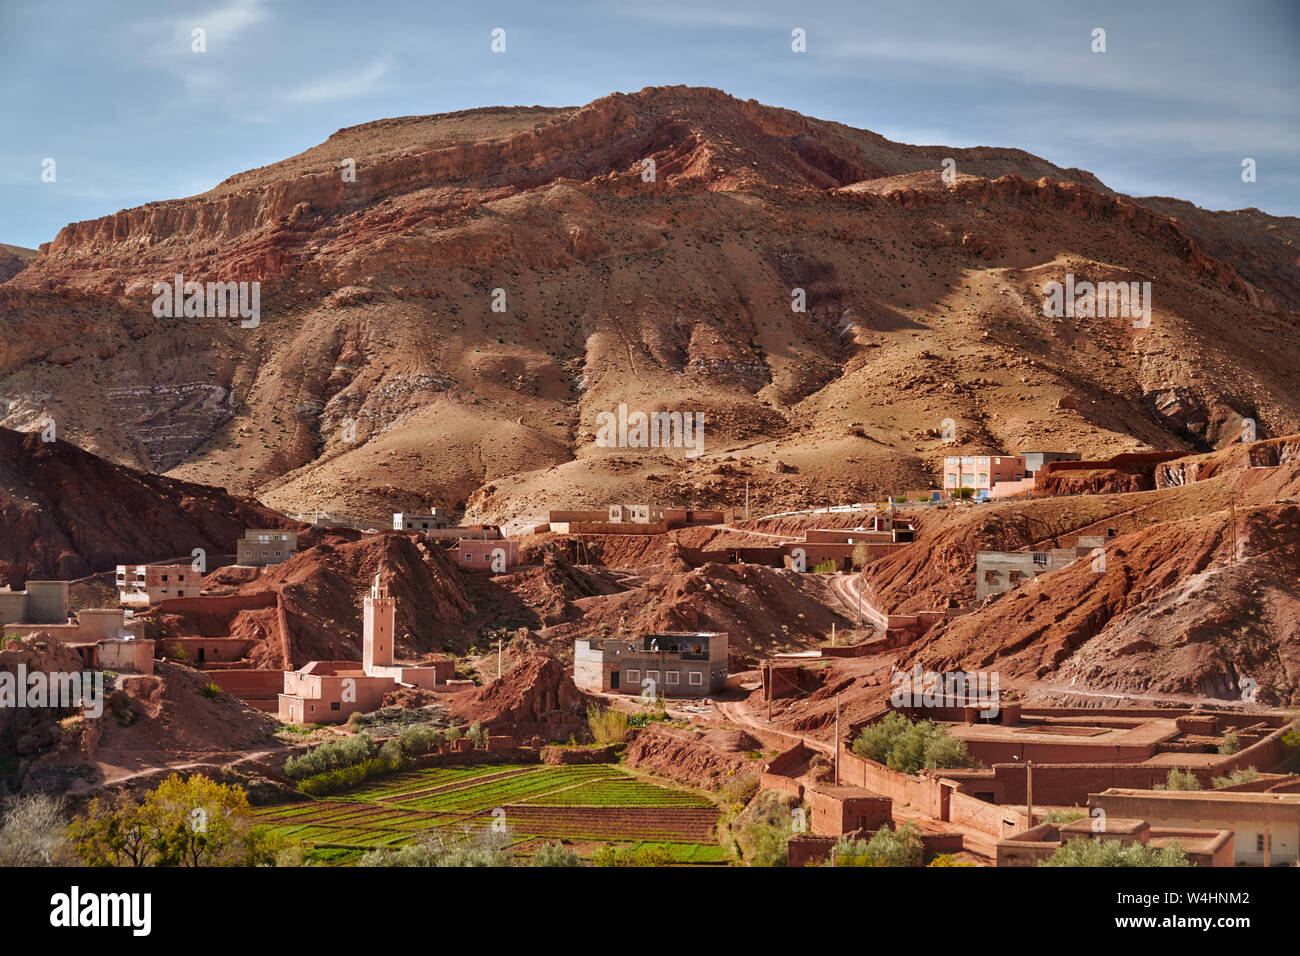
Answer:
[[254, 763, 725, 865]]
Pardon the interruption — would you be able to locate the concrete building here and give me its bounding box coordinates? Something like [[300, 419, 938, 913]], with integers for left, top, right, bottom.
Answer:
[[975, 549, 1084, 600], [278, 575, 454, 724], [452, 538, 520, 572], [237, 529, 297, 566], [393, 511, 449, 531], [116, 564, 199, 605], [944, 455, 1025, 497], [0, 581, 70, 628], [574, 631, 728, 697], [1020, 451, 1081, 475], [1090, 788, 1300, 866], [807, 785, 893, 836], [3, 606, 146, 643]]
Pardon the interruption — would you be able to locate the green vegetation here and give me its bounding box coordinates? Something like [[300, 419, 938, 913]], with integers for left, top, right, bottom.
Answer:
[[200, 681, 223, 700], [586, 704, 630, 745], [851, 712, 974, 774], [1156, 769, 1201, 791], [1283, 725, 1300, 773], [1042, 808, 1088, 824], [530, 841, 583, 867], [284, 734, 377, 781], [69, 774, 289, 867], [830, 823, 924, 867], [592, 843, 672, 867], [254, 764, 721, 864], [812, 558, 839, 574], [1217, 732, 1240, 755], [1040, 838, 1191, 867], [1211, 767, 1259, 789]]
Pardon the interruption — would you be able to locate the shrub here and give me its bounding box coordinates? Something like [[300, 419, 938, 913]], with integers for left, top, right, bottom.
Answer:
[[465, 722, 487, 748], [0, 793, 73, 866], [283, 733, 376, 780], [831, 823, 924, 867], [398, 724, 444, 755], [298, 757, 396, 797], [1283, 725, 1300, 772], [1040, 838, 1191, 867], [812, 558, 839, 574], [591, 844, 671, 867], [1211, 767, 1259, 789], [200, 681, 222, 700], [360, 829, 513, 867], [530, 842, 583, 867], [719, 774, 760, 808], [1217, 732, 1240, 755], [587, 705, 630, 745], [851, 712, 974, 775], [1156, 769, 1201, 791]]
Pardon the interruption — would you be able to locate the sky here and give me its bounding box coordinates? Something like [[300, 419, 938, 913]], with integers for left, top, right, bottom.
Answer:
[[1, 0, 1297, 250]]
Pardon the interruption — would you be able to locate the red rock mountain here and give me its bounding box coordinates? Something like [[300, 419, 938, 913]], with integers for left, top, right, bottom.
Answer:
[[2, 86, 1297, 527]]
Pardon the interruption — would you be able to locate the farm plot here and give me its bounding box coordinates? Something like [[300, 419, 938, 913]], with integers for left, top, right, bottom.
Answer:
[[254, 763, 724, 864]]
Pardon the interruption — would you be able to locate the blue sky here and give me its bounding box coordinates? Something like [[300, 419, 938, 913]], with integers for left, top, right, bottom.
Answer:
[[1, 0, 1296, 250]]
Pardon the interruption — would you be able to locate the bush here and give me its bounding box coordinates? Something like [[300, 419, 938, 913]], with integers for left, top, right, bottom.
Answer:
[[0, 793, 73, 866], [831, 823, 923, 867], [283, 733, 376, 780], [298, 757, 398, 797], [1156, 769, 1201, 791], [398, 724, 444, 755], [530, 842, 583, 867], [851, 712, 974, 774], [1217, 732, 1240, 755], [719, 774, 760, 808], [1040, 838, 1191, 867], [465, 722, 487, 748], [359, 829, 513, 867], [591, 844, 671, 867], [587, 705, 630, 745], [201, 681, 222, 700], [1211, 767, 1259, 789]]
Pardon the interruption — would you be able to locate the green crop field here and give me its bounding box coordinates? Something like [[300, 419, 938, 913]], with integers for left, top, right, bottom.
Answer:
[[254, 763, 725, 865]]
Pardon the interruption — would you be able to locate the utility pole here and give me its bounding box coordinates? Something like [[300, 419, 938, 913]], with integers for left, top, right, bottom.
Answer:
[[497, 636, 503, 681], [856, 572, 862, 626], [834, 694, 841, 786], [831, 622, 836, 647], [766, 663, 772, 723], [745, 481, 750, 521], [1026, 760, 1034, 828]]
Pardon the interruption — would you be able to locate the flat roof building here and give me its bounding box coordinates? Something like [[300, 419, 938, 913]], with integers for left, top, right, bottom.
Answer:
[[393, 511, 449, 531], [574, 631, 728, 698], [116, 563, 200, 606], [237, 529, 297, 567]]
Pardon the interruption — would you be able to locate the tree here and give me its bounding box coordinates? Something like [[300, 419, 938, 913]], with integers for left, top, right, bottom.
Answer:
[[0, 793, 74, 866], [70, 773, 286, 867], [1040, 838, 1191, 867], [851, 712, 974, 774], [831, 823, 924, 867]]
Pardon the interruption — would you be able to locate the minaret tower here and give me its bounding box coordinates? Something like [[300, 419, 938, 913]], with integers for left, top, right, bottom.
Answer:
[[362, 573, 396, 672]]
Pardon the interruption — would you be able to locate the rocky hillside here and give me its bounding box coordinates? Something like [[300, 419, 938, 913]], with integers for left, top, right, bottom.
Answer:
[[2, 86, 1297, 524], [0, 426, 293, 578]]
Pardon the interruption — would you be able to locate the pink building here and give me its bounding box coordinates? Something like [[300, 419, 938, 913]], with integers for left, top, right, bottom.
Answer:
[[943, 455, 1025, 496], [278, 575, 453, 724], [453, 538, 520, 572]]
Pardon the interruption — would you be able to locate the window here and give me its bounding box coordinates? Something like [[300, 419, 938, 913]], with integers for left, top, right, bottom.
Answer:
[[1032, 553, 1048, 566], [688, 672, 703, 686], [666, 671, 680, 685], [1009, 571, 1022, 584], [625, 669, 640, 684], [946, 474, 956, 486], [646, 670, 661, 684], [1257, 834, 1269, 852], [177, 591, 184, 598], [243, 551, 251, 558], [330, 702, 341, 711], [262, 551, 268, 557], [984, 570, 997, 583], [275, 551, 282, 557]]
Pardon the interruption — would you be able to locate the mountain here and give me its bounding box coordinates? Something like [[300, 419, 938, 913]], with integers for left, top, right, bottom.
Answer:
[[2, 86, 1296, 526]]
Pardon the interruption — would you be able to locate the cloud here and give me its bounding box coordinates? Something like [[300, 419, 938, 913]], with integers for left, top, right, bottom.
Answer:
[[284, 58, 392, 103]]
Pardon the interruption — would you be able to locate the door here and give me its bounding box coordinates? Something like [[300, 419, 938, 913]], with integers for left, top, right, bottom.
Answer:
[[610, 670, 620, 690]]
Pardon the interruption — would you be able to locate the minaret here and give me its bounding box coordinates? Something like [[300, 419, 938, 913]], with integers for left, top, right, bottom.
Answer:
[[362, 573, 396, 673]]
